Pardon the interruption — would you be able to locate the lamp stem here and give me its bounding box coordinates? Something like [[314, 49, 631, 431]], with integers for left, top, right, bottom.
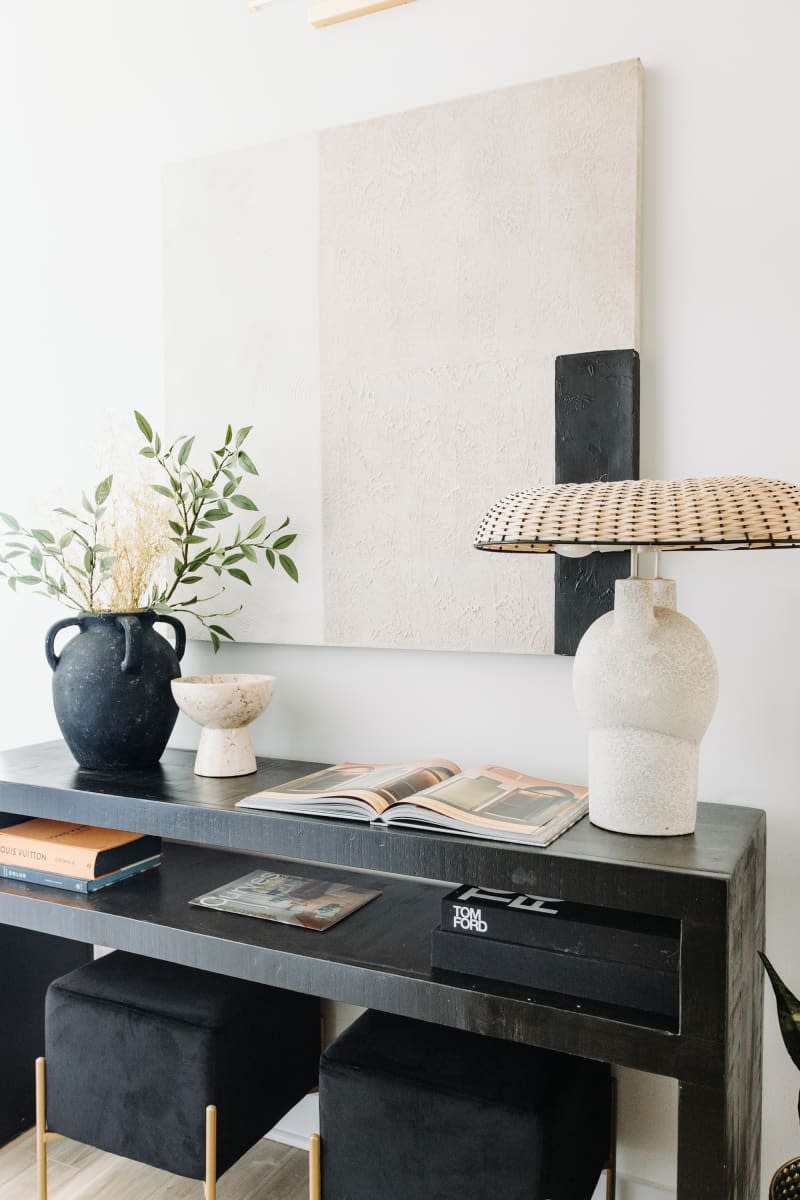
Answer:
[[630, 546, 640, 578]]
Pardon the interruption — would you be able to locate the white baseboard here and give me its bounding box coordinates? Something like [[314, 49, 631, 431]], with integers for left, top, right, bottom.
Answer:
[[269, 1097, 676, 1200], [268, 1093, 320, 1151]]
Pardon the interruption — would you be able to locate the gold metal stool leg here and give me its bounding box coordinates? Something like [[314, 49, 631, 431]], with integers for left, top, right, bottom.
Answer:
[[309, 1132, 321, 1200], [36, 1057, 48, 1200], [204, 1104, 217, 1200], [605, 1075, 618, 1200]]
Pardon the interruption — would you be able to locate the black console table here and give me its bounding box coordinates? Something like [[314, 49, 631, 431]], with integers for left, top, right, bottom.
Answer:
[[0, 741, 765, 1199]]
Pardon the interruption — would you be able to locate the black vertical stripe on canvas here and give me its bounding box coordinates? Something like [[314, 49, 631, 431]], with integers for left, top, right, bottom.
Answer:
[[554, 349, 640, 656]]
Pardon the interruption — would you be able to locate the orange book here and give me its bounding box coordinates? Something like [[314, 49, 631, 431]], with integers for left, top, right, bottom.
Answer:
[[0, 819, 161, 879]]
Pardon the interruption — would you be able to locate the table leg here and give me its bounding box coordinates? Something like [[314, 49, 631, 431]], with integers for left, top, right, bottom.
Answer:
[[677, 1074, 762, 1199]]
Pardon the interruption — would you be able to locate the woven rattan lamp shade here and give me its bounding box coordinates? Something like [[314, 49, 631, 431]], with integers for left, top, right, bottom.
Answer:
[[475, 476, 800, 553]]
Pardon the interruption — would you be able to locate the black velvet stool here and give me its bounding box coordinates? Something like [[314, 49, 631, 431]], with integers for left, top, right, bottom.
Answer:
[[314, 1009, 615, 1200], [37, 951, 320, 1199]]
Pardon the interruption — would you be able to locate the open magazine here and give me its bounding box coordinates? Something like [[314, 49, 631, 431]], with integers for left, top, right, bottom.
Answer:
[[236, 762, 588, 847]]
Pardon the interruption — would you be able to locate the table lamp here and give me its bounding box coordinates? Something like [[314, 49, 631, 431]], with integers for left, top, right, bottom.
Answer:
[[475, 476, 800, 837]]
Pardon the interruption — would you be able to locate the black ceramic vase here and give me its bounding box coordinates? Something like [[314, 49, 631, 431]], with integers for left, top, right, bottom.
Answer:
[[45, 610, 186, 770]]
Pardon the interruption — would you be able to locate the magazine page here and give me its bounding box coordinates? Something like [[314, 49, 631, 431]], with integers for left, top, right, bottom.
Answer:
[[382, 766, 588, 846], [189, 869, 380, 931], [236, 760, 460, 819]]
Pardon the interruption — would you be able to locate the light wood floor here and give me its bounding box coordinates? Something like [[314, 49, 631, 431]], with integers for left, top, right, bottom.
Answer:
[[0, 1131, 308, 1200]]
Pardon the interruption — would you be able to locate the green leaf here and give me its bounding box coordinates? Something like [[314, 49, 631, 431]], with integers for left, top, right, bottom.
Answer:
[[0, 513, 20, 531], [203, 508, 228, 522], [168, 520, 183, 536], [222, 553, 245, 567], [241, 544, 257, 563], [237, 451, 258, 476], [210, 631, 221, 653], [151, 484, 174, 500], [273, 533, 296, 551], [154, 433, 162, 455], [183, 535, 206, 545], [32, 529, 55, 544], [30, 550, 43, 572], [209, 624, 234, 640], [134, 411, 154, 442], [177, 436, 195, 467], [246, 517, 266, 540], [197, 520, 215, 530], [81, 492, 95, 515], [227, 567, 252, 585], [180, 575, 202, 585], [94, 475, 113, 506], [83, 548, 94, 573], [225, 425, 233, 445], [173, 559, 185, 577], [7, 577, 16, 590], [223, 480, 236, 498], [279, 554, 298, 582], [99, 557, 116, 571], [265, 548, 275, 569], [18, 575, 42, 586], [229, 495, 257, 511], [53, 507, 78, 519], [236, 425, 253, 447], [59, 531, 74, 549], [139, 447, 156, 459], [761, 953, 800, 1073]]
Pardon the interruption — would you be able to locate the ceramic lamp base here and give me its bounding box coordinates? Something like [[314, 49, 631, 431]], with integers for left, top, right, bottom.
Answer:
[[194, 727, 257, 778], [588, 728, 700, 836], [574, 577, 719, 838]]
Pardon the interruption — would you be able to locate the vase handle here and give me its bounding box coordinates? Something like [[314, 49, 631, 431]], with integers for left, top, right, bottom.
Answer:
[[45, 616, 83, 671], [154, 614, 186, 662], [116, 615, 143, 675]]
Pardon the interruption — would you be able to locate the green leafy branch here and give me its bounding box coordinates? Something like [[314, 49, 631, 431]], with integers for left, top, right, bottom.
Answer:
[[0, 476, 115, 611], [135, 412, 299, 652]]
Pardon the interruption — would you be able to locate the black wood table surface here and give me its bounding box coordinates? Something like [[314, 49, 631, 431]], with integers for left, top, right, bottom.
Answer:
[[0, 741, 766, 1199]]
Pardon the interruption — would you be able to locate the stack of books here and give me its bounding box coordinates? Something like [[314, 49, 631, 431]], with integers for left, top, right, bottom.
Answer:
[[0, 818, 161, 893], [431, 884, 680, 1018]]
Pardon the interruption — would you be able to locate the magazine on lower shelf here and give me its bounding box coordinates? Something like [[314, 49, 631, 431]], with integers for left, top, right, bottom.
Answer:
[[236, 761, 588, 848], [189, 869, 380, 931]]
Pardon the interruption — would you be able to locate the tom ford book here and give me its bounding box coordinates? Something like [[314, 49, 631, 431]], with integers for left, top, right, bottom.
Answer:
[[440, 885, 680, 972], [430, 927, 679, 1019]]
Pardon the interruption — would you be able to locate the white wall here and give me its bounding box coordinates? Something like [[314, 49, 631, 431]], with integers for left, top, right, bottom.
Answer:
[[1, 2, 799, 1195]]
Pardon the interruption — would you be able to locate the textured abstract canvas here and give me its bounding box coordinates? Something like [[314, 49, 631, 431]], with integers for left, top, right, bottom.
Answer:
[[164, 59, 642, 653]]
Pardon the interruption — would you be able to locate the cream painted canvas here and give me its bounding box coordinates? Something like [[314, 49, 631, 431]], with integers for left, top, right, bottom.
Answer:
[[164, 59, 642, 653]]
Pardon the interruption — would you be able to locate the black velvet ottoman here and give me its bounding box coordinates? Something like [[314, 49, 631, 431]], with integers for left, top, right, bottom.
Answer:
[[40, 951, 319, 1195], [316, 1009, 614, 1200]]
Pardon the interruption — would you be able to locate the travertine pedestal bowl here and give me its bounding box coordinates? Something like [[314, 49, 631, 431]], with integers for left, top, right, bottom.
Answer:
[[171, 674, 276, 777]]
